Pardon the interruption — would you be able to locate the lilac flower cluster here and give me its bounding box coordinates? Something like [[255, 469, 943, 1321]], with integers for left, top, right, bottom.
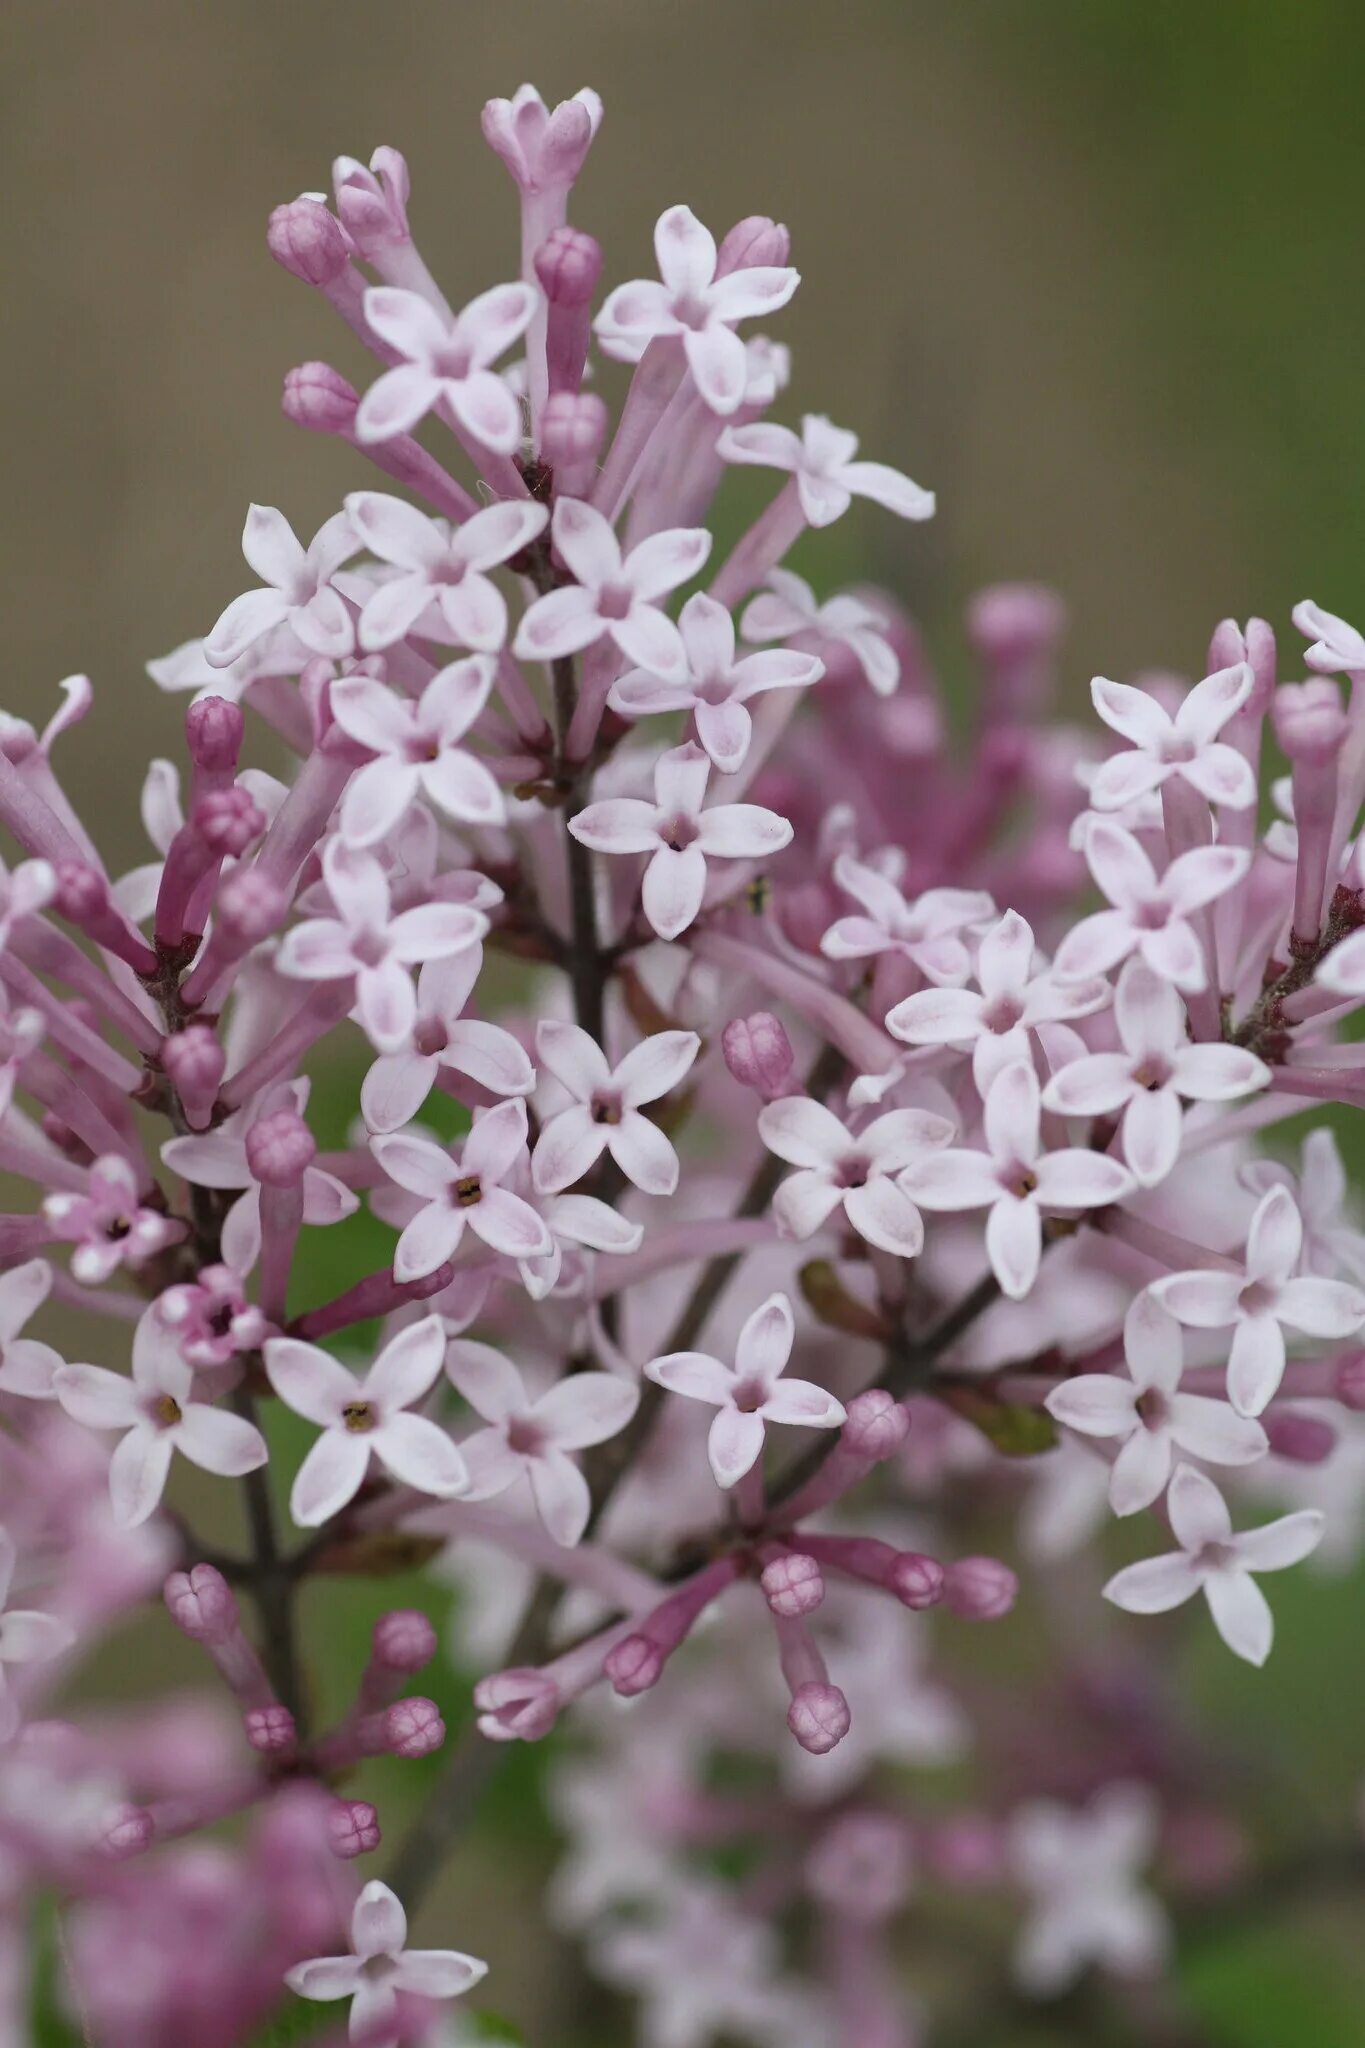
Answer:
[[1, 75, 1364, 2047]]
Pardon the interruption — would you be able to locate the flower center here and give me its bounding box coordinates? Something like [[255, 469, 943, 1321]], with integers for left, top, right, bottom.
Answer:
[[1159, 734, 1196, 765], [591, 1094, 623, 1125], [506, 1413, 545, 1457], [660, 812, 699, 853], [597, 580, 634, 621], [1133, 899, 1171, 931], [151, 1394, 183, 1428], [836, 1153, 870, 1189], [1239, 1279, 1278, 1317], [981, 996, 1024, 1035], [350, 928, 390, 968], [433, 342, 473, 381], [1003, 1166, 1039, 1199], [414, 1017, 450, 1057], [1132, 1057, 1171, 1090], [454, 1174, 483, 1208], [1135, 1388, 1169, 1430], [731, 1375, 769, 1414], [342, 1401, 377, 1434]]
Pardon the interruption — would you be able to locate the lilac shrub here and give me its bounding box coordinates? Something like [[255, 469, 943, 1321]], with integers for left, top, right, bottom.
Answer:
[[1, 75, 1364, 2048]]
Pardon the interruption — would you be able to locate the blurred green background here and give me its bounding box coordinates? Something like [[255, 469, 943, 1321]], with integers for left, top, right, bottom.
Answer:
[[2, 1, 1364, 2042]]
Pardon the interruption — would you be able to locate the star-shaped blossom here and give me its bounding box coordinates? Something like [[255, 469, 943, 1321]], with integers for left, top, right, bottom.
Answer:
[[1051, 820, 1247, 993], [1009, 1785, 1168, 1994], [1241, 1129, 1365, 1284], [1085, 663, 1254, 812], [285, 1879, 487, 2040], [0, 1260, 63, 1399], [360, 948, 534, 1134], [569, 742, 792, 942], [741, 569, 901, 696], [531, 1021, 700, 1196], [1041, 957, 1270, 1185], [265, 1317, 468, 1526], [515, 1176, 645, 1302], [344, 491, 548, 652], [608, 591, 823, 773], [163, 1081, 358, 1274], [204, 505, 357, 669], [1150, 1184, 1365, 1417], [902, 1062, 1134, 1299], [645, 1291, 845, 1488], [757, 1097, 953, 1257], [717, 413, 934, 528], [330, 658, 506, 846], [1292, 597, 1365, 676], [0, 1525, 76, 1741], [0, 853, 56, 948], [1103, 1463, 1324, 1665], [1046, 1292, 1267, 1516], [595, 1880, 799, 2048], [886, 909, 1110, 1094], [821, 857, 994, 985], [354, 281, 538, 451], [53, 1308, 267, 1528], [447, 1342, 637, 1546], [595, 203, 799, 415], [513, 497, 711, 680], [276, 839, 488, 1052], [155, 1264, 266, 1370], [42, 1155, 184, 1286], [371, 1098, 552, 1282]]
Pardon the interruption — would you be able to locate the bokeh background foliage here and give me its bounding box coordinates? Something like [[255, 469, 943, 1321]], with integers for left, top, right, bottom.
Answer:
[[1, 1, 1363, 2041]]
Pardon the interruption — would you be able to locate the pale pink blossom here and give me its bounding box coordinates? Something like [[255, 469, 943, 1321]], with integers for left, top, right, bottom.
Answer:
[[265, 1317, 468, 1526], [330, 657, 506, 844], [355, 281, 538, 450], [757, 1096, 954, 1257], [1151, 1184, 1365, 1417], [901, 1062, 1134, 1299], [1292, 597, 1365, 675], [53, 1308, 267, 1527], [360, 948, 534, 1134], [344, 491, 548, 652], [1041, 957, 1269, 1185], [285, 1878, 486, 2038], [1103, 1463, 1324, 1665], [741, 568, 901, 696], [0, 1525, 76, 1741], [1052, 819, 1247, 993], [1241, 1129, 1365, 1285], [821, 856, 994, 983], [204, 504, 357, 668], [1086, 663, 1254, 812], [447, 1342, 637, 1545], [481, 83, 603, 195], [513, 498, 711, 679], [43, 1155, 184, 1286], [717, 413, 934, 528], [595, 203, 799, 415], [569, 742, 792, 941], [1045, 1291, 1267, 1515], [1009, 1785, 1168, 1994], [531, 1022, 700, 1195], [609, 591, 822, 773], [0, 1259, 63, 1399], [371, 1098, 552, 1281], [0, 853, 57, 947], [645, 1291, 845, 1488], [162, 1081, 358, 1274], [154, 1264, 266, 1369]]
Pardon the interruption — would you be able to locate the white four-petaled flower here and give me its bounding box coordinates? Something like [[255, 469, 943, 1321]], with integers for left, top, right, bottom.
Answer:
[[162, 1080, 358, 1274], [344, 491, 548, 652], [355, 282, 538, 451], [1086, 663, 1254, 812], [205, 505, 357, 669], [360, 948, 535, 1135], [821, 858, 993, 985], [757, 1096, 954, 1258], [1009, 1785, 1168, 1995], [531, 1021, 700, 1196], [718, 414, 934, 528], [371, 1098, 552, 1282], [285, 1879, 487, 2039], [1052, 819, 1246, 993], [514, 497, 711, 680], [330, 657, 507, 845], [741, 569, 901, 697]]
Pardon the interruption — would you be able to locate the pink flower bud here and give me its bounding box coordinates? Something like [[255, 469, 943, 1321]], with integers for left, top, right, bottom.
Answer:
[[761, 1552, 825, 1618], [99, 1803, 155, 1859], [161, 1024, 225, 1102], [383, 1696, 444, 1759], [216, 868, 288, 942], [1334, 1351, 1365, 1410], [722, 1012, 797, 1102], [246, 1703, 298, 1755], [372, 1609, 437, 1674], [245, 1108, 317, 1189], [540, 391, 608, 486], [53, 860, 106, 924], [328, 1798, 382, 1860], [604, 1633, 665, 1697], [266, 198, 350, 286], [841, 1388, 911, 1462], [473, 1667, 560, 1743], [1264, 1409, 1337, 1464], [195, 786, 266, 856], [966, 583, 1066, 665], [1272, 680, 1348, 762], [185, 696, 244, 776], [283, 361, 361, 434], [716, 215, 791, 275], [163, 1563, 238, 1645], [943, 1556, 1017, 1620], [535, 226, 602, 306], [1209, 616, 1276, 715], [787, 1681, 851, 1755], [333, 147, 411, 255], [481, 86, 602, 196], [890, 1551, 945, 1610]]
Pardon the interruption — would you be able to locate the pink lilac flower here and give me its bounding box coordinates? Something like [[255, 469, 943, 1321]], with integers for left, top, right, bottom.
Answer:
[[513, 497, 711, 678], [1151, 1184, 1365, 1417], [1241, 1130, 1365, 1284], [360, 948, 534, 1134], [1051, 819, 1247, 992], [1103, 1463, 1324, 1665], [42, 1155, 183, 1285], [53, 1308, 267, 1527], [757, 1097, 954, 1257], [1045, 1291, 1267, 1515], [447, 1342, 638, 1546], [902, 1062, 1134, 1299], [569, 741, 792, 941], [1292, 597, 1365, 675], [595, 203, 799, 415], [594, 1879, 800, 2048], [284, 1879, 487, 2038], [0, 1260, 63, 1399], [330, 659, 507, 845], [343, 491, 548, 652], [162, 1082, 357, 1274], [531, 1022, 700, 1195], [371, 1098, 551, 1281], [0, 1525, 76, 1741], [1085, 663, 1255, 812], [608, 590, 823, 773], [1041, 957, 1270, 1185], [1009, 1785, 1168, 1994], [481, 82, 603, 196], [717, 413, 935, 527], [275, 839, 488, 1051], [354, 281, 538, 449], [820, 858, 994, 983], [154, 1264, 267, 1369], [265, 1317, 467, 1526], [885, 908, 1111, 1093], [741, 569, 901, 696], [645, 1291, 845, 1487], [204, 505, 357, 668]]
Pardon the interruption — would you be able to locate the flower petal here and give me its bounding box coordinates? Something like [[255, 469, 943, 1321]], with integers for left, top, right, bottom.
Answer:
[[108, 1427, 175, 1528], [535, 1372, 638, 1450], [528, 1447, 591, 1546], [290, 1429, 372, 1526], [1203, 1570, 1273, 1665], [265, 1338, 358, 1425], [174, 1404, 268, 1477], [707, 1406, 766, 1488], [365, 1315, 447, 1411], [375, 1411, 468, 1496]]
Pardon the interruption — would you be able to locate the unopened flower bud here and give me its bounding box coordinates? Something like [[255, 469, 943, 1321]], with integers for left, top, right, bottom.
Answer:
[[890, 1551, 944, 1610], [787, 1681, 851, 1755], [1273, 679, 1348, 762], [164, 1563, 238, 1644], [372, 1609, 437, 1674], [383, 1696, 444, 1759], [967, 583, 1066, 666], [99, 1804, 155, 1860], [216, 868, 288, 943], [722, 1012, 797, 1102], [604, 1634, 665, 1697], [474, 1667, 559, 1743], [53, 860, 107, 925], [283, 361, 361, 435], [1264, 1409, 1337, 1464], [332, 147, 411, 255], [328, 1798, 382, 1860], [481, 86, 602, 195], [535, 226, 602, 306], [716, 215, 791, 275], [246, 1703, 298, 1755], [162, 1025, 225, 1106], [841, 1388, 910, 1462], [185, 696, 244, 776], [541, 390, 607, 493], [245, 1108, 316, 1189], [761, 1552, 824, 1618], [267, 198, 351, 286], [943, 1556, 1017, 1620], [195, 785, 266, 857]]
